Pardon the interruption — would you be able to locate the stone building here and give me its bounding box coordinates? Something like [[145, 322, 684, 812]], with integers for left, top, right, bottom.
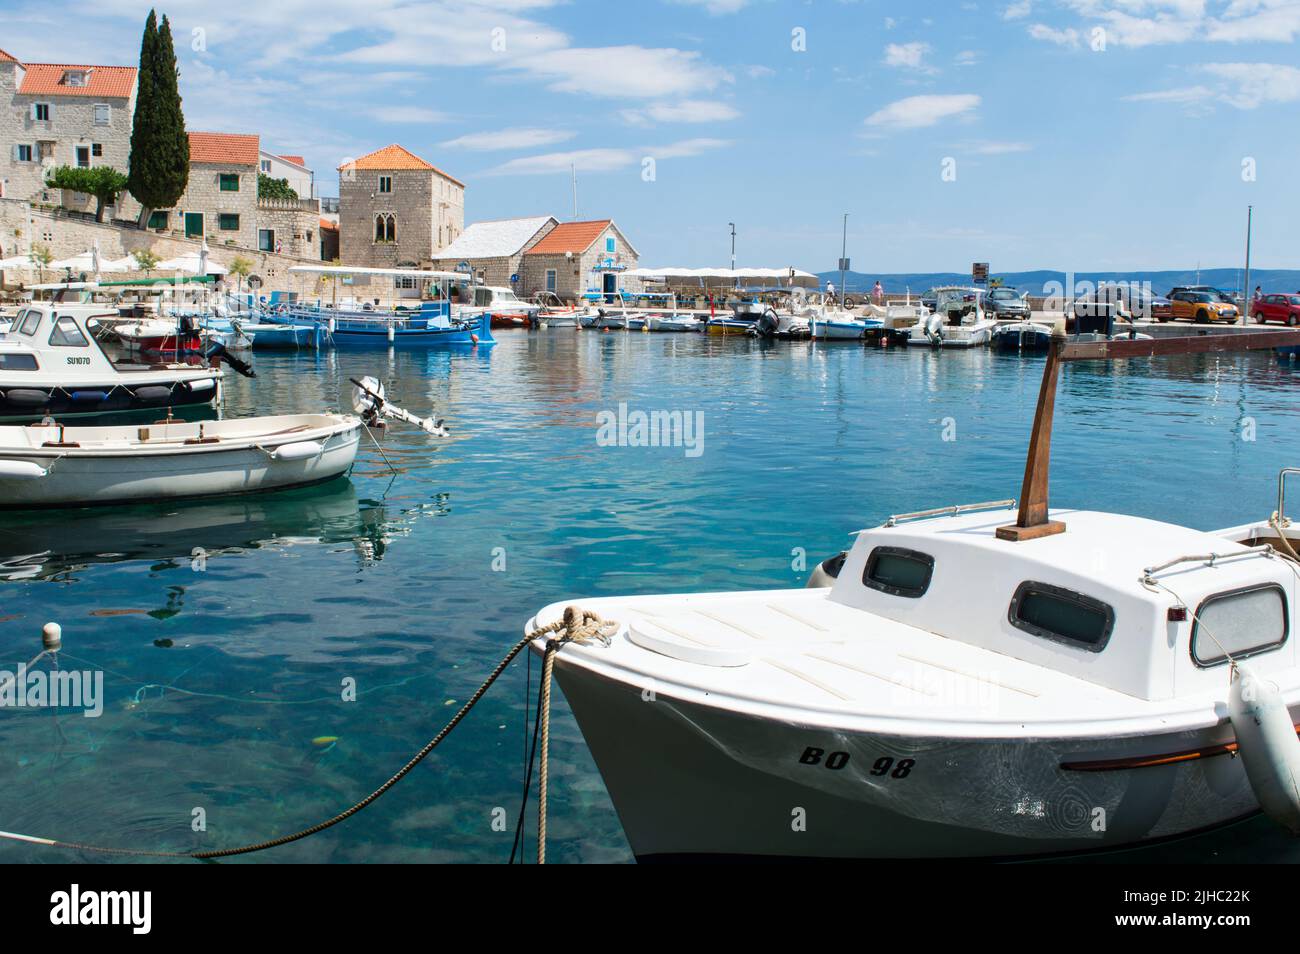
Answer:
[[259, 150, 314, 199], [427, 215, 557, 290], [319, 217, 339, 261], [0, 48, 137, 213], [338, 144, 464, 268], [521, 219, 640, 301], [142, 131, 260, 249]]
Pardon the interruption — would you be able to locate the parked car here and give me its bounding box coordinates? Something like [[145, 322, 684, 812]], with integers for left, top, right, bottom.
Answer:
[[1253, 293, 1300, 326], [1165, 290, 1239, 323], [1169, 285, 1237, 306], [984, 287, 1031, 319]]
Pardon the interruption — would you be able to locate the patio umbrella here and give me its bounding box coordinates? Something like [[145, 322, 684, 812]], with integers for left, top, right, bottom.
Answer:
[[156, 250, 228, 275], [0, 255, 33, 269], [49, 250, 129, 274]]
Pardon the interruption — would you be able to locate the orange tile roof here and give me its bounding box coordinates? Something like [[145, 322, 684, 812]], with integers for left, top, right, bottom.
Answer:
[[189, 131, 260, 166], [319, 218, 339, 231], [17, 63, 136, 98], [277, 154, 306, 167], [525, 220, 614, 256], [0, 49, 19, 64], [339, 144, 464, 187]]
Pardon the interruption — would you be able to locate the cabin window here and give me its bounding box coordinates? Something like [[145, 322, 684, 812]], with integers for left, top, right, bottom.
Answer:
[[0, 353, 38, 371], [18, 310, 42, 336], [219, 173, 240, 192], [1192, 584, 1288, 668], [48, 315, 88, 347], [1008, 581, 1114, 652], [862, 546, 934, 599]]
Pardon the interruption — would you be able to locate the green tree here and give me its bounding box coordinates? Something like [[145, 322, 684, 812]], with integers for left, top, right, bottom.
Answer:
[[132, 248, 160, 274], [45, 165, 130, 223], [258, 174, 298, 200], [29, 244, 53, 283], [127, 10, 189, 228], [228, 255, 253, 294]]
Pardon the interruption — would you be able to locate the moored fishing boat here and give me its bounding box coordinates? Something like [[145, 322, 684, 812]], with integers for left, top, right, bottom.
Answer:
[[909, 287, 997, 348], [0, 303, 224, 421], [0, 413, 361, 507], [527, 330, 1300, 861]]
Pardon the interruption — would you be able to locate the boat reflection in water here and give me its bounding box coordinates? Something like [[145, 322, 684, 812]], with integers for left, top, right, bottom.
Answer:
[[0, 479, 439, 582]]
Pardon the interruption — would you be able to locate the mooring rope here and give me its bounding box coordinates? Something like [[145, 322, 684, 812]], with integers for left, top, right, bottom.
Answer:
[[0, 607, 616, 863]]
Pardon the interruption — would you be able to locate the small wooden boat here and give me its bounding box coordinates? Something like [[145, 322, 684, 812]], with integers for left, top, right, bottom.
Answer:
[[0, 413, 361, 508]]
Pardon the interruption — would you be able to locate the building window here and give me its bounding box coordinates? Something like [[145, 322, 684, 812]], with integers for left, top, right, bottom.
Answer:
[[374, 213, 396, 243], [378, 175, 392, 194], [605, 236, 615, 253], [62, 71, 87, 87], [32, 103, 51, 122], [259, 229, 275, 252], [91, 143, 103, 157], [260, 159, 271, 173], [13, 144, 34, 162], [93, 104, 110, 126], [148, 210, 170, 230], [219, 213, 241, 231], [545, 269, 557, 292], [76, 146, 91, 168], [219, 173, 240, 192]]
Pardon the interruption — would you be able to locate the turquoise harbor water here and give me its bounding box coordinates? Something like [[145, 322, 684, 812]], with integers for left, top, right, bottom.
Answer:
[[3, 330, 1300, 863]]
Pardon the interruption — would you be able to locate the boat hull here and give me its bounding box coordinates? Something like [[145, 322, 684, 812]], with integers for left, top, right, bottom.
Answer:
[[0, 421, 359, 507], [0, 374, 220, 422], [552, 660, 1264, 861]]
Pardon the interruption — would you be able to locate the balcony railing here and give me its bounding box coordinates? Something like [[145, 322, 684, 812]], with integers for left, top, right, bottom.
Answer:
[[256, 196, 321, 213]]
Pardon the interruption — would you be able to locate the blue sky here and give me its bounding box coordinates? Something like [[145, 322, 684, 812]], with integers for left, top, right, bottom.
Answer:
[[4, 0, 1299, 272]]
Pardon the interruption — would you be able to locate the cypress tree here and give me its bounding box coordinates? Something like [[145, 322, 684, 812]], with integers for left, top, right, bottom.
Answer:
[[128, 10, 189, 227]]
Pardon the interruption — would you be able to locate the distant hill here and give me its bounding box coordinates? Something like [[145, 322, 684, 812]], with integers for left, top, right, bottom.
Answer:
[[817, 268, 1300, 296]]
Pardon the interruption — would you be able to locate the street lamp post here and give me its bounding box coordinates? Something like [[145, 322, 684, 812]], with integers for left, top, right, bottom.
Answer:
[[1243, 205, 1253, 325], [728, 222, 736, 290]]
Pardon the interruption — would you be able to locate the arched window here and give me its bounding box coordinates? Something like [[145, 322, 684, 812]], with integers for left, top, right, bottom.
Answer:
[[374, 213, 397, 243]]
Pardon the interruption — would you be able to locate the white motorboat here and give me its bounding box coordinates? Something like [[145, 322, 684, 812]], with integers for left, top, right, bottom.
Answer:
[[909, 286, 997, 347], [0, 303, 223, 420], [810, 310, 885, 340], [0, 413, 361, 507], [646, 314, 702, 333], [528, 330, 1300, 861]]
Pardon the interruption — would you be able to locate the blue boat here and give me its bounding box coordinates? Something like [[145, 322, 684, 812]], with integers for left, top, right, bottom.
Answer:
[[285, 265, 495, 348]]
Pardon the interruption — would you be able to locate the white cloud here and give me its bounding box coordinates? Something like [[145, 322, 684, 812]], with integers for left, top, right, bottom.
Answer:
[[960, 140, 1033, 155], [1202, 61, 1300, 108], [1028, 23, 1081, 46], [440, 127, 575, 150], [955, 49, 982, 66], [483, 138, 729, 175], [865, 93, 980, 129], [1003, 0, 1033, 20], [622, 100, 740, 125], [1121, 85, 1215, 104], [884, 42, 934, 71], [373, 106, 451, 124], [668, 0, 753, 12], [511, 46, 731, 98], [746, 65, 776, 79]]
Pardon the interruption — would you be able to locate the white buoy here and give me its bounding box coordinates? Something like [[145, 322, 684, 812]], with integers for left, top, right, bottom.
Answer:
[[1229, 664, 1300, 834], [41, 622, 61, 652]]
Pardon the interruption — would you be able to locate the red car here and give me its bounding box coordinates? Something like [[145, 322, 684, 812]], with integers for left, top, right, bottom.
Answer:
[[1253, 293, 1300, 326]]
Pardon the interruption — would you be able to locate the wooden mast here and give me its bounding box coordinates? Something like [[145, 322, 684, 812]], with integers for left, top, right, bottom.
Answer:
[[997, 328, 1300, 543]]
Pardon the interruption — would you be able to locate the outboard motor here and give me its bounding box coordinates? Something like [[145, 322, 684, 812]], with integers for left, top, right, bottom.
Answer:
[[755, 308, 780, 338], [205, 340, 256, 378], [806, 551, 847, 588], [925, 312, 945, 346]]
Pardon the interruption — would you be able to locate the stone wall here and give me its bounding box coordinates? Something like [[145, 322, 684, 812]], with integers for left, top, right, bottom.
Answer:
[[0, 196, 325, 297], [148, 161, 259, 249], [255, 198, 321, 259], [521, 223, 640, 301]]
